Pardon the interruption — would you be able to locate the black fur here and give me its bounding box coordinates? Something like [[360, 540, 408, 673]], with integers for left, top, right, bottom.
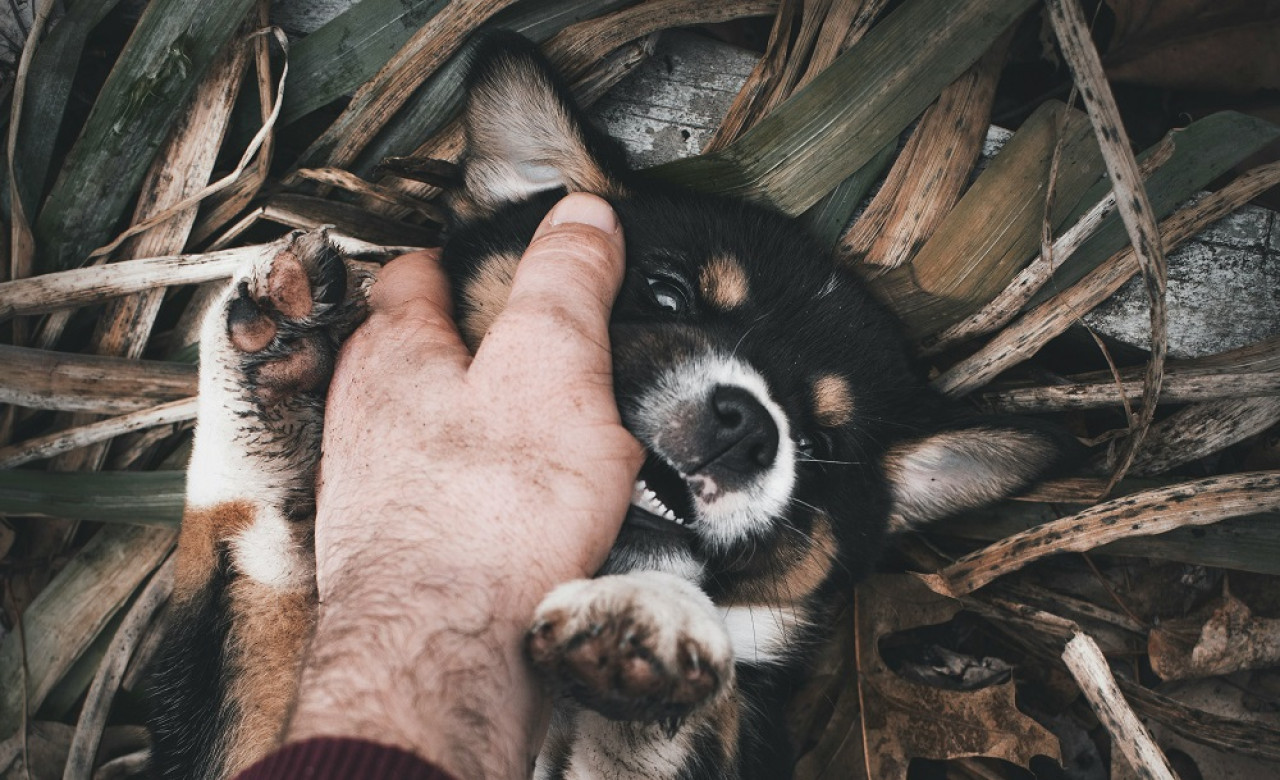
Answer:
[[147, 551, 235, 780]]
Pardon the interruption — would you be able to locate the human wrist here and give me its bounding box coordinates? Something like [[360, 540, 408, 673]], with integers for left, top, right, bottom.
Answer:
[[289, 549, 545, 778]]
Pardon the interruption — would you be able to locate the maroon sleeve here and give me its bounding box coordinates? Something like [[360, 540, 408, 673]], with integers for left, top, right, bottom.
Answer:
[[234, 737, 457, 780]]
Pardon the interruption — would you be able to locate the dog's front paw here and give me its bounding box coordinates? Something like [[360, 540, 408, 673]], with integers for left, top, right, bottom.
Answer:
[[526, 572, 733, 723], [219, 230, 354, 404]]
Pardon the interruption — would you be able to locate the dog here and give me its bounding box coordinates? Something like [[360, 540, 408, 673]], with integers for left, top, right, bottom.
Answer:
[[147, 33, 1076, 780]]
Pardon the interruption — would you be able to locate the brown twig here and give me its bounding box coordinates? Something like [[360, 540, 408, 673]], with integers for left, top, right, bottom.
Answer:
[[1044, 0, 1168, 492], [918, 472, 1280, 597], [1062, 632, 1177, 779]]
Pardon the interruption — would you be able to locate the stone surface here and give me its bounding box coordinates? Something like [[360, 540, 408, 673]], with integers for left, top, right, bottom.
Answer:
[[1081, 202, 1280, 358], [589, 30, 758, 169]]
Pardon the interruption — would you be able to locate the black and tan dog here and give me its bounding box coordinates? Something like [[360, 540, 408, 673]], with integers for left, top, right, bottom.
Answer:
[[148, 34, 1075, 780]]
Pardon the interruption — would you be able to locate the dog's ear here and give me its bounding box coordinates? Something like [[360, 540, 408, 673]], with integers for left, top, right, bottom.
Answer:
[[883, 418, 1080, 532], [458, 33, 630, 217]]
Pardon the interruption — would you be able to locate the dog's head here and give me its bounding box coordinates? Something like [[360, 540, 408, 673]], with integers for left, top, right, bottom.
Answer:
[[442, 35, 1075, 597]]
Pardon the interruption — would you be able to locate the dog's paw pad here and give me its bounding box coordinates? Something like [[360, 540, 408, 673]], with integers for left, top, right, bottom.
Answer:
[[222, 231, 348, 399], [526, 573, 732, 723]]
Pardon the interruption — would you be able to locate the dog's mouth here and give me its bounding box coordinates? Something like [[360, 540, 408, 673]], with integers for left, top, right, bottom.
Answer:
[[626, 452, 697, 535]]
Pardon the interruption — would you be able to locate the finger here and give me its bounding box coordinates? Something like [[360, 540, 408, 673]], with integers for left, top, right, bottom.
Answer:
[[362, 250, 470, 369], [472, 193, 625, 379], [368, 250, 451, 317]]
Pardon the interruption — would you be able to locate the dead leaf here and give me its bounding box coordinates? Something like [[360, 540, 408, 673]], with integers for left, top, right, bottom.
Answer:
[[794, 575, 1061, 779], [1102, 0, 1280, 92], [0, 721, 73, 779], [1150, 594, 1280, 681]]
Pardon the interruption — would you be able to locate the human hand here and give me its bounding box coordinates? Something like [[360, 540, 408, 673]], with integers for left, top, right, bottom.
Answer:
[[288, 193, 643, 778]]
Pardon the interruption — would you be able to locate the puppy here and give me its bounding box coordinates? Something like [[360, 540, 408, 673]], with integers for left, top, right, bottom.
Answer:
[[147, 34, 1075, 780]]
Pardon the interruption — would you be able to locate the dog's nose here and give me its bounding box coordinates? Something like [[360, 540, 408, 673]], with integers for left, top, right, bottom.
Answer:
[[708, 385, 779, 473]]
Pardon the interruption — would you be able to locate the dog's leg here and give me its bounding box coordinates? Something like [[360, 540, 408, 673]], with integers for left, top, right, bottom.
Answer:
[[149, 231, 360, 780], [527, 571, 741, 779]]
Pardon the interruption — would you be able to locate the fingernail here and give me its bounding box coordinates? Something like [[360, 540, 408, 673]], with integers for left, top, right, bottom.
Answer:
[[547, 192, 618, 233]]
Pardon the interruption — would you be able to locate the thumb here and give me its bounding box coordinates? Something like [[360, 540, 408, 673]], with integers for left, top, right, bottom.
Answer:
[[472, 193, 625, 374]]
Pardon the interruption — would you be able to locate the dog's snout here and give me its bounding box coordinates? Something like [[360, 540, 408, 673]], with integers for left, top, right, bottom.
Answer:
[[709, 385, 779, 473]]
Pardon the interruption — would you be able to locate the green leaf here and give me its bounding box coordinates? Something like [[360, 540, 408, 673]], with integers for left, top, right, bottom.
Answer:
[[801, 139, 897, 251], [33, 0, 259, 273], [282, 0, 450, 126], [11, 0, 125, 220], [1027, 111, 1280, 308], [0, 470, 183, 525], [295, 0, 636, 174], [647, 0, 1036, 215]]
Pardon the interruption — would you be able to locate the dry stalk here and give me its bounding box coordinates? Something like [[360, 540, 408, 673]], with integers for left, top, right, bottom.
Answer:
[[799, 0, 885, 88], [1127, 397, 1280, 477], [0, 236, 403, 321], [703, 0, 798, 153], [934, 161, 1280, 397], [0, 398, 197, 468], [707, 0, 886, 153], [286, 167, 445, 222], [62, 558, 174, 780], [924, 135, 1175, 354], [838, 34, 1006, 269], [86, 27, 288, 263], [191, 6, 278, 246], [47, 21, 262, 478], [1062, 632, 1177, 780], [0, 525, 176, 736], [0, 345, 196, 414], [1121, 679, 1280, 761], [308, 0, 519, 170], [918, 472, 1280, 598], [5, 0, 55, 292], [980, 371, 1280, 412], [1044, 0, 1168, 491]]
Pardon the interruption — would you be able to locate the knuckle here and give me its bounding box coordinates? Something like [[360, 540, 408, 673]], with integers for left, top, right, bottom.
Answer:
[[523, 228, 619, 277]]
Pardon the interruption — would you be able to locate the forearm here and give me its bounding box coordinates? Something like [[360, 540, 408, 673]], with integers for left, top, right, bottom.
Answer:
[[287, 519, 547, 779]]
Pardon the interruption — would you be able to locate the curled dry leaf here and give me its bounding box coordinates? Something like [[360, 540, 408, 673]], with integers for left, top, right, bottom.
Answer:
[[1150, 594, 1280, 681], [855, 575, 1060, 779]]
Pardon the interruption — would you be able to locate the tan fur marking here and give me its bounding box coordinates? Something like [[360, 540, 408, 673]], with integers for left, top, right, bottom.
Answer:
[[885, 428, 1054, 530], [812, 375, 854, 427], [698, 255, 749, 311], [173, 501, 255, 598], [708, 693, 741, 767], [464, 60, 628, 217], [721, 514, 838, 607], [460, 251, 521, 350], [222, 579, 316, 777]]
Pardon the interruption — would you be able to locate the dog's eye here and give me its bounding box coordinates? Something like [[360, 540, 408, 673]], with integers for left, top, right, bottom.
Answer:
[[796, 433, 833, 461], [644, 275, 690, 314]]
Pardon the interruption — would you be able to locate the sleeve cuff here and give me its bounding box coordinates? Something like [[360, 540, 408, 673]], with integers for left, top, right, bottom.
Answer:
[[233, 737, 456, 780]]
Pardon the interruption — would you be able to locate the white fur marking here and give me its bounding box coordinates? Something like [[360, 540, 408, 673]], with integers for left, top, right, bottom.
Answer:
[[230, 513, 313, 589], [632, 356, 796, 551], [721, 604, 805, 665]]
